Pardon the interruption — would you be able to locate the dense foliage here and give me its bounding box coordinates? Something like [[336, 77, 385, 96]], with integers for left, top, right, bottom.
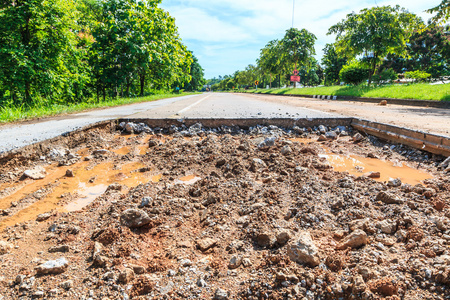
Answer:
[[0, 0, 201, 106], [328, 5, 423, 85], [339, 61, 371, 85]]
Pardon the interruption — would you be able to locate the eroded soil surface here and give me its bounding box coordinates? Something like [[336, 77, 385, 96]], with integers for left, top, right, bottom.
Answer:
[[0, 122, 449, 300]]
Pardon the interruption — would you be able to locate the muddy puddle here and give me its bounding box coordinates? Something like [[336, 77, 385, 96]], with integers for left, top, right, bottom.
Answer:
[[319, 153, 432, 185]]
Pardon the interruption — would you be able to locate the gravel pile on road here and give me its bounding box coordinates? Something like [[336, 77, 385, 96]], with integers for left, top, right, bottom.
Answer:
[[0, 122, 449, 299]]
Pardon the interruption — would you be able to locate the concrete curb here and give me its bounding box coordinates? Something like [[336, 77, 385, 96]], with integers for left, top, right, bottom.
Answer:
[[352, 119, 450, 157], [243, 92, 450, 109]]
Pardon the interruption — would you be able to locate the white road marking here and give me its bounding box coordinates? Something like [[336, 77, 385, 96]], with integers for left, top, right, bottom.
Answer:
[[177, 94, 211, 114]]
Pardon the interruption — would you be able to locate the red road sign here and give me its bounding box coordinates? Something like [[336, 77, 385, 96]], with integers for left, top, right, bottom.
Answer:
[[290, 75, 300, 82]]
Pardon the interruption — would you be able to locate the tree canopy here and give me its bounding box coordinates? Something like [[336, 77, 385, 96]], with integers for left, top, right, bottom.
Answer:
[[328, 5, 424, 85], [0, 0, 201, 106], [427, 0, 450, 25]]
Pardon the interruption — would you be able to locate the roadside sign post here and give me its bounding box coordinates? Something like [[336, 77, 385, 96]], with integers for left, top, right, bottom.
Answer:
[[255, 80, 259, 90], [290, 69, 300, 84]]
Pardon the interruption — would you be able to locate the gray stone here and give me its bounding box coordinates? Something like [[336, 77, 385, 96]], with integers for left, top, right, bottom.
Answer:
[[197, 278, 207, 287], [214, 288, 229, 300], [287, 231, 320, 267], [318, 125, 327, 134], [228, 255, 242, 269], [378, 220, 397, 234], [124, 123, 136, 133], [36, 212, 52, 222], [258, 137, 276, 148], [35, 258, 69, 275], [251, 158, 266, 171], [242, 258, 252, 267], [325, 131, 338, 140], [387, 178, 402, 187], [120, 209, 151, 228], [60, 280, 73, 290], [65, 169, 74, 177], [24, 166, 46, 180], [281, 145, 292, 156], [140, 197, 152, 208]]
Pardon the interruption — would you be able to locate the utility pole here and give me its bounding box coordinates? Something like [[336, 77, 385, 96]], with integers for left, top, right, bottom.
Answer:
[[292, 0, 295, 28]]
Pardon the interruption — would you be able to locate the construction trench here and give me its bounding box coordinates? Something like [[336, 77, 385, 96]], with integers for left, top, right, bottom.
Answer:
[[0, 117, 449, 299]]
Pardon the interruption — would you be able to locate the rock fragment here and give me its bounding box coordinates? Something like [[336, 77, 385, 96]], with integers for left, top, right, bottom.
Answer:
[[213, 288, 229, 300], [337, 230, 368, 250], [118, 268, 134, 284], [35, 258, 69, 275], [255, 232, 276, 248], [120, 209, 151, 228], [197, 238, 217, 252], [36, 212, 52, 222], [48, 245, 69, 253], [0, 241, 12, 255], [23, 166, 46, 180], [228, 255, 242, 269], [376, 191, 404, 204], [287, 231, 320, 267], [353, 132, 364, 142]]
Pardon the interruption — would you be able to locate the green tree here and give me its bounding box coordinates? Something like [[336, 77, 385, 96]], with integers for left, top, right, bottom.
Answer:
[[236, 65, 258, 87], [406, 26, 450, 77], [321, 44, 347, 85], [89, 0, 192, 99], [280, 28, 316, 71], [0, 0, 87, 103], [328, 5, 423, 85], [427, 0, 450, 25], [183, 53, 205, 91], [258, 40, 283, 88]]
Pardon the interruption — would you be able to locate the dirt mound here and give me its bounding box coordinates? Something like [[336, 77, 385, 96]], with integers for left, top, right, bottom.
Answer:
[[0, 123, 448, 299]]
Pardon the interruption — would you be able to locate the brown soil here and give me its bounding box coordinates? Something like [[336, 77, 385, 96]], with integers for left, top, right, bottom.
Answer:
[[0, 124, 449, 299]]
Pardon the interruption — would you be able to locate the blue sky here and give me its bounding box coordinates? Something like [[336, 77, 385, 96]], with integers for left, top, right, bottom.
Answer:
[[160, 0, 442, 79]]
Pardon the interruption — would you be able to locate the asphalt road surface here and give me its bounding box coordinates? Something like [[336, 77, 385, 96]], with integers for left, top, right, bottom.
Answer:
[[0, 92, 448, 154]]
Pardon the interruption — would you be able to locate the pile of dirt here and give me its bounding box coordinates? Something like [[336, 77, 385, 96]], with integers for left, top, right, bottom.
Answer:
[[0, 122, 449, 299]]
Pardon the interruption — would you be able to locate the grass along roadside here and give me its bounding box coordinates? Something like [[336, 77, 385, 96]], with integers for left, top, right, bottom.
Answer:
[[0, 93, 198, 124], [240, 83, 450, 101]]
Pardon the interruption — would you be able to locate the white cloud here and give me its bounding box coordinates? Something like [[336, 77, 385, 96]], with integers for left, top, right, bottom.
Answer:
[[160, 0, 443, 78]]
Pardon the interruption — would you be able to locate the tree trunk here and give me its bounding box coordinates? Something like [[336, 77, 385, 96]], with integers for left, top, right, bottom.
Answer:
[[140, 73, 145, 97], [126, 78, 133, 96], [102, 86, 106, 102], [25, 80, 31, 103]]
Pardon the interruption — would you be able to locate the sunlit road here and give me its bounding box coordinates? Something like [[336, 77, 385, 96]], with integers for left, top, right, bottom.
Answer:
[[1, 92, 448, 154], [128, 92, 340, 119]]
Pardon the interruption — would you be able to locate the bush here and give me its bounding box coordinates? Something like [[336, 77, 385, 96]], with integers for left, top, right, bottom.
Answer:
[[373, 68, 397, 85], [339, 61, 370, 85], [405, 70, 431, 82]]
